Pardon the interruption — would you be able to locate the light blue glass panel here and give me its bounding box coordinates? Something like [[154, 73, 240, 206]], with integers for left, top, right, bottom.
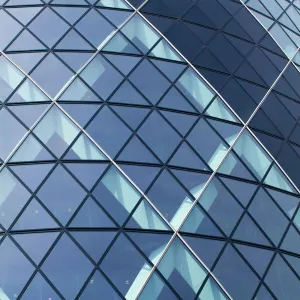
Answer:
[[205, 97, 239, 123], [176, 68, 215, 112], [9, 79, 50, 103], [121, 14, 160, 53], [150, 39, 183, 62], [94, 166, 141, 223], [127, 200, 169, 230], [0, 168, 30, 229], [66, 134, 107, 160], [199, 277, 228, 300], [158, 238, 207, 299], [233, 130, 271, 180], [10, 134, 53, 162], [33, 106, 80, 157], [264, 164, 296, 193], [96, 0, 131, 9], [0, 56, 24, 102]]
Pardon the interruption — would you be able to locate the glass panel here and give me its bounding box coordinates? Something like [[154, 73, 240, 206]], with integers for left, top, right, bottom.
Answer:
[[233, 130, 271, 180], [93, 166, 141, 224], [0, 56, 25, 102], [0, 168, 30, 229], [33, 106, 80, 157], [101, 233, 152, 298], [37, 164, 86, 224], [158, 238, 207, 299], [42, 234, 94, 299], [0, 237, 35, 299], [176, 68, 215, 112], [121, 14, 160, 53]]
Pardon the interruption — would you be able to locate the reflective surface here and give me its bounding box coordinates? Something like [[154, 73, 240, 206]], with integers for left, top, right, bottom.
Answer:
[[0, 0, 299, 300]]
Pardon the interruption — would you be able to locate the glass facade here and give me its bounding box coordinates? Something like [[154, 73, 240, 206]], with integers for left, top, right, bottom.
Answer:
[[0, 0, 300, 299]]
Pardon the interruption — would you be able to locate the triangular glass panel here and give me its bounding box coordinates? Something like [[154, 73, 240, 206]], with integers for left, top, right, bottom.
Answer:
[[233, 214, 271, 246], [75, 9, 115, 49], [126, 199, 169, 230], [103, 31, 141, 55], [169, 142, 208, 170], [51, 0, 88, 4], [65, 134, 107, 160], [31, 53, 74, 98], [104, 53, 140, 75], [172, 169, 209, 199], [109, 80, 149, 105], [176, 68, 215, 113], [236, 244, 273, 276], [71, 231, 116, 262], [79, 270, 121, 299], [33, 106, 80, 158], [7, 52, 45, 74], [96, 0, 131, 9], [0, 237, 35, 300], [41, 234, 94, 299], [264, 164, 296, 193], [161, 110, 197, 136], [10, 134, 54, 162], [13, 232, 59, 264], [56, 29, 94, 50], [147, 169, 195, 229], [8, 79, 50, 103], [118, 136, 159, 164], [0, 168, 31, 230], [57, 52, 93, 73], [66, 162, 108, 190], [284, 254, 300, 277], [157, 238, 208, 299], [8, 104, 49, 128], [0, 10, 23, 50], [80, 54, 124, 101], [281, 225, 300, 254], [119, 164, 160, 192], [37, 164, 86, 225], [101, 233, 152, 299], [21, 272, 60, 300], [0, 108, 27, 160], [208, 119, 241, 146], [205, 96, 239, 123], [218, 151, 256, 181], [128, 231, 171, 264], [0, 56, 25, 102], [10, 163, 54, 192], [13, 198, 59, 230], [267, 188, 299, 221], [53, 6, 88, 25], [150, 39, 183, 62], [6, 0, 42, 4], [93, 166, 142, 224], [100, 9, 131, 27], [183, 236, 225, 269], [8, 29, 46, 51], [121, 14, 160, 53], [60, 103, 100, 127], [59, 77, 101, 102], [199, 276, 228, 300], [112, 106, 149, 130], [254, 284, 275, 300], [70, 197, 116, 228], [220, 177, 257, 207], [158, 87, 196, 113], [138, 271, 178, 300], [152, 59, 186, 82], [7, 6, 42, 25]]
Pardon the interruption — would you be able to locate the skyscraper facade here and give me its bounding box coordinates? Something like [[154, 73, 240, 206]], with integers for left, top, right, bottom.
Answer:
[[0, 0, 299, 299]]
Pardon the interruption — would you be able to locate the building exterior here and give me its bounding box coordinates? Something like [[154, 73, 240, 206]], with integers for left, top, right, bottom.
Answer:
[[0, 0, 299, 299]]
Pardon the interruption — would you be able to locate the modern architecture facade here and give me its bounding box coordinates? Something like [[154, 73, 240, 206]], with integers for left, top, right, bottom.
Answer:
[[0, 0, 300, 299]]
